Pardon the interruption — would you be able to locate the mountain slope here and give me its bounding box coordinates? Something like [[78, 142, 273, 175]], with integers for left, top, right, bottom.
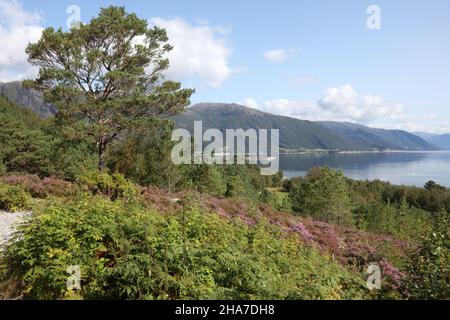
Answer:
[[318, 121, 438, 151], [414, 132, 450, 150], [0, 94, 44, 130], [0, 81, 438, 151], [174, 103, 357, 151], [174, 103, 437, 150], [0, 81, 57, 118], [174, 103, 438, 151]]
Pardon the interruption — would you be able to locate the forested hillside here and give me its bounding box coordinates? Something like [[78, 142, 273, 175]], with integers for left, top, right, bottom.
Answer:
[[0, 82, 57, 118], [174, 103, 356, 151], [414, 132, 450, 150], [318, 121, 438, 151], [172, 103, 439, 152]]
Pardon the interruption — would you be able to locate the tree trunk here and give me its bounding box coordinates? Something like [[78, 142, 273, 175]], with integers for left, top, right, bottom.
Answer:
[[98, 140, 107, 171]]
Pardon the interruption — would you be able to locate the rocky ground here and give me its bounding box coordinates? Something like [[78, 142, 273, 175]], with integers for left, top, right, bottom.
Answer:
[[0, 212, 30, 251]]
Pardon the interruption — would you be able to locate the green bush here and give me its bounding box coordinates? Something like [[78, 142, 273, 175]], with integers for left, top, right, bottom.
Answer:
[[290, 167, 354, 227], [261, 189, 293, 212], [0, 183, 30, 212], [3, 195, 367, 300], [0, 162, 6, 177], [403, 213, 450, 299], [77, 171, 138, 201]]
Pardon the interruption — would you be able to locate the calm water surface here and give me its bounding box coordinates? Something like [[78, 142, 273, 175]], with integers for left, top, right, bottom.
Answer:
[[280, 151, 450, 187]]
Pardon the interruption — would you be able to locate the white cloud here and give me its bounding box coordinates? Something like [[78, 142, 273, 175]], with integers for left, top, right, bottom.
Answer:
[[150, 17, 233, 88], [242, 97, 258, 109], [318, 85, 405, 123], [255, 85, 450, 133], [256, 84, 407, 125], [262, 99, 321, 119], [0, 8, 234, 87], [0, 0, 43, 81], [263, 49, 287, 63], [434, 122, 450, 134], [374, 119, 450, 134]]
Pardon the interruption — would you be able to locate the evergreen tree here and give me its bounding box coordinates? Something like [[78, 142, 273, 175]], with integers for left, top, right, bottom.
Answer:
[[24, 6, 193, 171], [290, 167, 354, 226]]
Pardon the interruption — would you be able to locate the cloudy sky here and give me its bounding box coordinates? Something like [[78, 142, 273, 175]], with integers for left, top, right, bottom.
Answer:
[[1, 0, 450, 133]]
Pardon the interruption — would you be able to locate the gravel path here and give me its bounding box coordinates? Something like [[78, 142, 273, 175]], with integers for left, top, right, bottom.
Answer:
[[0, 211, 31, 251]]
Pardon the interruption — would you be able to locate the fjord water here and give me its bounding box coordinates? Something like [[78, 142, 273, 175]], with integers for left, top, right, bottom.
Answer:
[[280, 151, 450, 187]]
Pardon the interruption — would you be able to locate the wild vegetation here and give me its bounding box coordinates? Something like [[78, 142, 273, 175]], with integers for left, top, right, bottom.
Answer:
[[0, 6, 448, 300]]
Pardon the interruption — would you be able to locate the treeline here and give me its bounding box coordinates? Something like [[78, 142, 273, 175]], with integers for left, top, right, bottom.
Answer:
[[263, 167, 449, 299], [278, 167, 449, 242], [0, 94, 282, 199]]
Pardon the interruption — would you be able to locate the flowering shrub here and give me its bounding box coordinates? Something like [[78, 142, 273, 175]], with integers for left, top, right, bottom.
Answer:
[[378, 258, 405, 289], [2, 175, 45, 197], [0, 183, 30, 212], [138, 184, 412, 280], [1, 175, 77, 198], [0, 174, 412, 299], [3, 195, 367, 300]]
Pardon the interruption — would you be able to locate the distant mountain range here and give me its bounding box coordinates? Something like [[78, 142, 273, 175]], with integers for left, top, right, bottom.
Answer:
[[174, 103, 439, 151], [173, 103, 356, 151], [413, 132, 450, 150], [0, 81, 441, 152], [0, 81, 57, 118], [317, 121, 437, 151]]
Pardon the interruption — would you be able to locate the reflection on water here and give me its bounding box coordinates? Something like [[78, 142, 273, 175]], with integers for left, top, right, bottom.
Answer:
[[280, 152, 450, 187]]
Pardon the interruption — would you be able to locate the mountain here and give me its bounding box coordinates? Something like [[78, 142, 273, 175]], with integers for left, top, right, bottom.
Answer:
[[174, 103, 438, 151], [317, 121, 439, 151], [0, 81, 57, 118], [0, 82, 438, 151], [173, 103, 358, 151], [414, 132, 450, 150]]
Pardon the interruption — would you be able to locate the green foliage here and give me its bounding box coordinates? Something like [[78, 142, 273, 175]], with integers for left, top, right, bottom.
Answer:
[[0, 4, 446, 301], [224, 176, 246, 198], [403, 213, 450, 299], [354, 199, 432, 242], [0, 183, 30, 212], [286, 168, 441, 243], [349, 178, 450, 213], [283, 176, 303, 193], [261, 189, 292, 212], [25, 6, 193, 171], [0, 94, 98, 181], [108, 123, 184, 192], [290, 167, 354, 227], [0, 160, 6, 176], [185, 165, 227, 196], [0, 96, 53, 177], [3, 196, 367, 300], [42, 120, 98, 181], [220, 165, 271, 200], [77, 171, 138, 201]]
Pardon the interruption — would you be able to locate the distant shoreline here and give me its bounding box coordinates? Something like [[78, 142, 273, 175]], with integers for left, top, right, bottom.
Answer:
[[279, 149, 450, 155]]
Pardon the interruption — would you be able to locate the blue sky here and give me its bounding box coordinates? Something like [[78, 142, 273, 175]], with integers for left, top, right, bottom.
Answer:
[[1, 0, 449, 132]]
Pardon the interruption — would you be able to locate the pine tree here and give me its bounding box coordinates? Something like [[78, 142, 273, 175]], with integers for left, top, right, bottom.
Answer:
[[24, 6, 193, 171]]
